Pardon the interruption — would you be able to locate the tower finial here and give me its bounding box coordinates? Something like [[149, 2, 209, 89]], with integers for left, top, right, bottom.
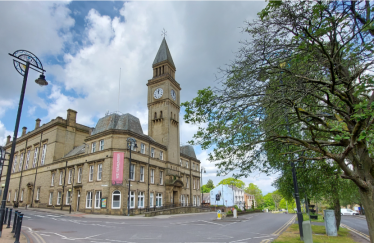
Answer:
[[161, 28, 167, 38]]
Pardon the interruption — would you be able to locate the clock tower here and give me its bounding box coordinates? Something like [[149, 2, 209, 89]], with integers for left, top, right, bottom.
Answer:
[[147, 37, 181, 164]]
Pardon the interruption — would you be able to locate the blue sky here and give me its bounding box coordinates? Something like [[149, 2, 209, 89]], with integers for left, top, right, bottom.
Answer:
[[0, 1, 278, 195]]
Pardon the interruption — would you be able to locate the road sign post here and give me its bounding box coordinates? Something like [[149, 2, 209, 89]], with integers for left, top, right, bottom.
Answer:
[[217, 210, 221, 220]]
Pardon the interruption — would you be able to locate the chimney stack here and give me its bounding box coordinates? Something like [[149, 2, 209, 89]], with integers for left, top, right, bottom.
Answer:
[[22, 127, 27, 136], [67, 109, 77, 127], [89, 127, 94, 135], [35, 118, 41, 129], [6, 135, 11, 144]]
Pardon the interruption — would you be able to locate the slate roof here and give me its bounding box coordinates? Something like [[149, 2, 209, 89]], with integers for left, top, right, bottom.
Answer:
[[91, 113, 143, 136], [153, 37, 175, 69], [180, 145, 197, 159], [64, 144, 86, 158]]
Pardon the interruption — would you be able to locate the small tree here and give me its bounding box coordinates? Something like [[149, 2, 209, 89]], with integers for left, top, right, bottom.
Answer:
[[217, 177, 245, 189]]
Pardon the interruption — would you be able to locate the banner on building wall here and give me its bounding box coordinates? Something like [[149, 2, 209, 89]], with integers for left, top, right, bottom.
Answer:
[[112, 152, 124, 185]]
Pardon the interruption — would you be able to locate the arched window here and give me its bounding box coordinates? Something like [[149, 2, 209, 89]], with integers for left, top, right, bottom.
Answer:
[[112, 190, 121, 209], [160, 111, 163, 118], [154, 112, 157, 119]]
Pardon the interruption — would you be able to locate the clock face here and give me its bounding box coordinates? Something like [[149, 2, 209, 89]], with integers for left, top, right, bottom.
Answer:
[[153, 88, 163, 99], [171, 89, 176, 101]]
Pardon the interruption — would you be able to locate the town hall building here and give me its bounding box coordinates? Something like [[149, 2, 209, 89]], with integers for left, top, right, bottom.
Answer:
[[1, 38, 202, 215]]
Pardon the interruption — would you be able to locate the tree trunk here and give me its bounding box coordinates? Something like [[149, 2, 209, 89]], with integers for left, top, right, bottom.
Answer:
[[359, 187, 374, 243], [333, 196, 341, 231]]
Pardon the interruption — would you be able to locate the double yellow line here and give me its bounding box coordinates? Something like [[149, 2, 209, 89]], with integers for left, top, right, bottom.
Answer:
[[341, 223, 370, 241], [260, 239, 272, 243], [273, 215, 297, 235]]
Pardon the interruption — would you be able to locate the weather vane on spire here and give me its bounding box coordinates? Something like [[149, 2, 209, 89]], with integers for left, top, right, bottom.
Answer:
[[161, 28, 167, 38]]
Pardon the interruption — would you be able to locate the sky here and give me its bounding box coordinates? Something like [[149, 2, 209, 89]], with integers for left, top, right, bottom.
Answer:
[[0, 1, 278, 195]]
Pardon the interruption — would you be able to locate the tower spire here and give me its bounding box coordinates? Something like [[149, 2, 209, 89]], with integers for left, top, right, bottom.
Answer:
[[153, 37, 175, 69]]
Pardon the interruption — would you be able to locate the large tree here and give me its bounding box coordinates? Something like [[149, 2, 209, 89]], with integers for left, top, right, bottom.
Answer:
[[182, 1, 374, 240]]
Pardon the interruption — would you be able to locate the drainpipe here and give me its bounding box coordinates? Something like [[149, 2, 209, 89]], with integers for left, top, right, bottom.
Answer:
[[189, 159, 192, 206], [16, 139, 28, 204], [31, 131, 43, 208], [147, 143, 150, 209], [61, 161, 67, 210]]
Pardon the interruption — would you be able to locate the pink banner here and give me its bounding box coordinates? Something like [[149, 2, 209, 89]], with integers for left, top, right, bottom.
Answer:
[[112, 152, 124, 185]]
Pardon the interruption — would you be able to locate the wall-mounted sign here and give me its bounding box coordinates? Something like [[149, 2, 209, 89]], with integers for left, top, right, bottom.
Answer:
[[101, 198, 107, 208], [112, 152, 124, 185]]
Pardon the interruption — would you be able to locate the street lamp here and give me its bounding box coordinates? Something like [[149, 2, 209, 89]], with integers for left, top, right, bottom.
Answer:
[[200, 166, 206, 206], [0, 50, 47, 237], [127, 137, 137, 216]]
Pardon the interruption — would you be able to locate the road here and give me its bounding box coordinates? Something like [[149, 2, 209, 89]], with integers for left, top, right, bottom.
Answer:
[[341, 215, 370, 241], [18, 209, 296, 243]]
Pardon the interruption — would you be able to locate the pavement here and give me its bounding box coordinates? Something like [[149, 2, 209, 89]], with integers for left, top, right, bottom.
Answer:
[[1, 225, 28, 243], [14, 207, 296, 243]]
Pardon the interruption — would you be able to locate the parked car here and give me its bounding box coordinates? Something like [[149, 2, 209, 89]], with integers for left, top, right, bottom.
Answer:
[[341, 209, 359, 215]]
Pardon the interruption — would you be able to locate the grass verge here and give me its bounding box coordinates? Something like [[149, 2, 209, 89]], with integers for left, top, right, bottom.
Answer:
[[273, 224, 358, 243]]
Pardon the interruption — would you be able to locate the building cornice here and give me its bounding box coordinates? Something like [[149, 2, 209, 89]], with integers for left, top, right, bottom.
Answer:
[[147, 74, 181, 91]]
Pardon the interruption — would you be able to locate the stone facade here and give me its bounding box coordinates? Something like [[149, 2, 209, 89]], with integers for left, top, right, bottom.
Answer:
[[1, 38, 201, 215]]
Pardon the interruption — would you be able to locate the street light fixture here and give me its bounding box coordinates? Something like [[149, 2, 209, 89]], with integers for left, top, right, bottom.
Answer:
[[200, 166, 206, 206], [0, 50, 47, 237], [127, 137, 137, 216]]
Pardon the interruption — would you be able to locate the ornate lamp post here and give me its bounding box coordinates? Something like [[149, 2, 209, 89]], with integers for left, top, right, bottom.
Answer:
[[200, 166, 205, 206], [0, 50, 47, 237], [0, 147, 7, 180], [127, 137, 137, 216]]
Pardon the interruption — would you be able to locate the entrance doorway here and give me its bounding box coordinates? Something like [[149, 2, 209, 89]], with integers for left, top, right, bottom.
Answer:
[[173, 191, 178, 206], [76, 191, 80, 211]]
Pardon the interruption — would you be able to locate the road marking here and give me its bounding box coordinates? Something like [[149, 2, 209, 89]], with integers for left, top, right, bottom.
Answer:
[[341, 223, 370, 241], [39, 234, 51, 237], [272, 215, 296, 235]]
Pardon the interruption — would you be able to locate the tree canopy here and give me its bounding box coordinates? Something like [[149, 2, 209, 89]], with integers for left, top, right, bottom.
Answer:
[[217, 177, 245, 189], [245, 183, 264, 206]]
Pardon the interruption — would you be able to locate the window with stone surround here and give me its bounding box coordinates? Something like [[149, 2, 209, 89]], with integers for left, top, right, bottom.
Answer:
[[19, 153, 24, 172], [86, 191, 93, 208], [160, 171, 163, 185], [66, 191, 71, 205], [150, 169, 154, 184], [151, 148, 155, 158], [99, 140, 104, 151], [97, 164, 102, 180], [112, 191, 121, 209], [89, 165, 94, 182], [156, 193, 162, 207], [140, 166, 144, 182], [36, 188, 40, 200], [32, 147, 38, 168], [150, 192, 154, 207], [138, 192, 144, 208], [57, 192, 61, 205], [25, 150, 30, 170], [129, 191, 135, 208], [91, 142, 96, 153], [51, 173, 55, 186], [49, 192, 53, 205], [59, 171, 63, 185], [95, 191, 101, 208], [12, 155, 18, 173], [68, 169, 72, 184], [41, 144, 47, 165], [141, 143, 145, 154], [130, 164, 135, 180], [78, 167, 82, 183], [159, 151, 163, 160]]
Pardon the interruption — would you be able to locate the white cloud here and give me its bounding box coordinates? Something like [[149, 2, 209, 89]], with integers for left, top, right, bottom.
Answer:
[[0, 121, 13, 146]]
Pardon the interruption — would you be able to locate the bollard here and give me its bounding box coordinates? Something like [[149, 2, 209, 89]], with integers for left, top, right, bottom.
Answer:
[[11, 211, 18, 233], [324, 210, 337, 236], [302, 221, 313, 243], [233, 209, 238, 218], [7, 209, 12, 228], [14, 213, 23, 243], [4, 208, 8, 224]]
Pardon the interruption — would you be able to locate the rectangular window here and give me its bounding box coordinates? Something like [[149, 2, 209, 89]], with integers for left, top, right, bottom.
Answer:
[[89, 165, 94, 181], [19, 153, 24, 172], [66, 191, 71, 205], [187, 177, 189, 188], [36, 188, 40, 200], [41, 144, 47, 165], [160, 171, 163, 185], [97, 164, 102, 180], [150, 169, 154, 184], [68, 169, 72, 184], [151, 148, 155, 158], [78, 167, 82, 183], [138, 192, 144, 208], [57, 191, 61, 205], [8, 191, 11, 202], [86, 192, 92, 208], [156, 193, 162, 207], [59, 171, 63, 185], [130, 191, 135, 208], [130, 164, 135, 180], [141, 143, 145, 154], [193, 178, 196, 189], [49, 192, 53, 205], [20, 190, 24, 201], [180, 159, 182, 166], [95, 191, 101, 208], [150, 193, 154, 207], [33, 147, 38, 168], [140, 166, 144, 182], [25, 150, 30, 170], [193, 196, 196, 206], [192, 163, 195, 170], [91, 142, 96, 153], [99, 140, 104, 151], [51, 173, 55, 186], [12, 155, 18, 173], [159, 151, 163, 160], [14, 190, 17, 201], [181, 195, 185, 206], [186, 161, 188, 168]]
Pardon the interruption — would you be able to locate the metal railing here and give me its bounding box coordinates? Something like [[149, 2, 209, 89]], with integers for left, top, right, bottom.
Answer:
[[2, 207, 24, 243]]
